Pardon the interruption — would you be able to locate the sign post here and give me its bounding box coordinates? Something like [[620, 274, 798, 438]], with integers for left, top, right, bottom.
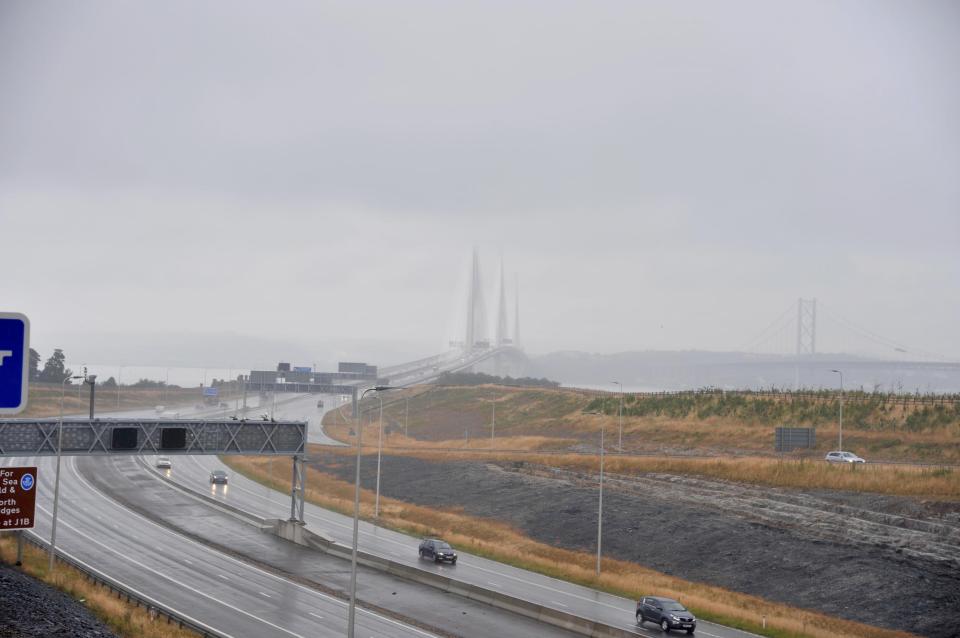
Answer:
[[0, 466, 37, 531], [0, 312, 30, 415]]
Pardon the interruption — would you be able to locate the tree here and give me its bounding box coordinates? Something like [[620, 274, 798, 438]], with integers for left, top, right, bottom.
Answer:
[[28, 348, 41, 381], [38, 349, 72, 383], [101, 376, 117, 388]]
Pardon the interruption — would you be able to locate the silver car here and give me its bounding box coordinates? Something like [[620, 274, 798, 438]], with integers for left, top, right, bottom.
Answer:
[[825, 451, 865, 464], [155, 457, 172, 469]]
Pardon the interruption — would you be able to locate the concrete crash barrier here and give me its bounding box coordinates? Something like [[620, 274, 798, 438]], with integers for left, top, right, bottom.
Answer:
[[268, 519, 641, 637], [266, 519, 336, 549], [141, 458, 640, 638]]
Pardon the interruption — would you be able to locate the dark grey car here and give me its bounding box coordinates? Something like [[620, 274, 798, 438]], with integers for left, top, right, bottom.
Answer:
[[418, 538, 457, 564], [637, 596, 696, 634], [209, 470, 228, 484]]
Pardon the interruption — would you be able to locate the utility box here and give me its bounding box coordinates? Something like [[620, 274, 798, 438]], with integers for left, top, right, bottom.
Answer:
[[775, 427, 816, 452]]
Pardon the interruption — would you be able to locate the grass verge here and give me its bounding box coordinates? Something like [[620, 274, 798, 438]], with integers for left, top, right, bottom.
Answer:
[[322, 423, 960, 499], [20, 382, 210, 418], [223, 454, 916, 638], [0, 533, 199, 638], [348, 385, 960, 464]]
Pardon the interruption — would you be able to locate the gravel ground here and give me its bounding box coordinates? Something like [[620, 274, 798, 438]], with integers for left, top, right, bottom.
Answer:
[[0, 562, 118, 638], [307, 451, 960, 637]]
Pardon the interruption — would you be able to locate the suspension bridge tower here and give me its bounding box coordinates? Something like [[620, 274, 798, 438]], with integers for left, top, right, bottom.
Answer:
[[795, 297, 817, 388]]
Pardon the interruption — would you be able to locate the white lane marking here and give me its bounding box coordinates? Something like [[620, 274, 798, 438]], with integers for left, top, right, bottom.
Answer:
[[218, 574, 230, 580], [182, 454, 641, 618], [259, 591, 272, 598], [23, 528, 238, 638], [66, 456, 438, 638], [487, 581, 500, 587], [34, 501, 307, 638], [308, 612, 324, 619], [551, 601, 568, 608], [172, 453, 712, 638], [183, 559, 193, 565]]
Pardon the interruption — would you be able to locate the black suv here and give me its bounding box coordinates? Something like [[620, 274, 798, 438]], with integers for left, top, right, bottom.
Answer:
[[418, 538, 457, 564], [637, 596, 696, 634]]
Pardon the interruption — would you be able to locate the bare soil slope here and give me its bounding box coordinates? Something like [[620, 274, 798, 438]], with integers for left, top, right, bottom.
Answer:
[[0, 563, 118, 638], [305, 451, 960, 637]]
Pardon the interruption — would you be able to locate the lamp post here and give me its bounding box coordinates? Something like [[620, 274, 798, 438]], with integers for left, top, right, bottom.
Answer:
[[404, 395, 409, 437], [374, 394, 385, 518], [831, 369, 844, 451], [478, 398, 496, 439], [612, 381, 623, 452], [50, 374, 84, 572], [582, 410, 605, 575], [117, 366, 122, 409], [86, 374, 97, 419], [348, 385, 393, 638], [597, 420, 604, 575]]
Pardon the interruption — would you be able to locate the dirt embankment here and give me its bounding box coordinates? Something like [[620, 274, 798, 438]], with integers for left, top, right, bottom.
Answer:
[[305, 450, 960, 638], [0, 563, 118, 638]]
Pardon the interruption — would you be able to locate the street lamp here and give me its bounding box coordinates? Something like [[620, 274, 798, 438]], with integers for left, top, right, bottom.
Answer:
[[374, 393, 386, 518], [116, 366, 122, 409], [584, 410, 605, 575], [347, 385, 393, 638], [831, 369, 844, 451], [612, 381, 623, 452], [478, 398, 496, 439], [50, 374, 84, 572]]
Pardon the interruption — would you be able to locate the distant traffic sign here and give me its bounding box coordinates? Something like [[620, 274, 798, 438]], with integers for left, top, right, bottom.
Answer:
[[0, 467, 37, 530], [0, 312, 30, 415], [202, 386, 219, 397]]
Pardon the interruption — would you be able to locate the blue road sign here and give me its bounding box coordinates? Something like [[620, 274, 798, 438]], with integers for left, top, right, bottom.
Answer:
[[203, 386, 219, 397], [0, 312, 30, 415], [20, 473, 34, 491]]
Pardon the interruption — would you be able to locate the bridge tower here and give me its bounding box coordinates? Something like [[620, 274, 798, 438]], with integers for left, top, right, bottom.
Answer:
[[796, 298, 817, 356], [795, 297, 817, 389], [495, 257, 510, 347], [464, 248, 488, 350], [513, 273, 521, 351]]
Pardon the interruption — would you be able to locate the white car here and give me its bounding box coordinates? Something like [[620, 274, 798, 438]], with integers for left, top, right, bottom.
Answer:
[[825, 451, 865, 464], [156, 457, 172, 469]]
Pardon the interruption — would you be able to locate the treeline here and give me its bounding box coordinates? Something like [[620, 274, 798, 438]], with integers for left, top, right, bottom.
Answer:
[[28, 347, 75, 383], [27, 348, 188, 389], [435, 371, 560, 388], [585, 389, 960, 432]]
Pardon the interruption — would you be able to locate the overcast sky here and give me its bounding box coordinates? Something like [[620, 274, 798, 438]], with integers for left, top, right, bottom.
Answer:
[[1, 0, 958, 367]]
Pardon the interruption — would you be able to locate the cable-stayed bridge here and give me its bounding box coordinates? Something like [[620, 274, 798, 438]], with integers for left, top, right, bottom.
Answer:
[[385, 259, 958, 393]]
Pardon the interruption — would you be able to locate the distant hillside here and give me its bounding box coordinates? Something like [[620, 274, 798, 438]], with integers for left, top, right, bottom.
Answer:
[[527, 350, 960, 393]]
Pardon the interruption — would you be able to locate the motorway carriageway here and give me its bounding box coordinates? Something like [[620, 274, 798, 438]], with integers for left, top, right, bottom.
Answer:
[[158, 393, 758, 638], [10, 398, 581, 638], [16, 453, 439, 638]]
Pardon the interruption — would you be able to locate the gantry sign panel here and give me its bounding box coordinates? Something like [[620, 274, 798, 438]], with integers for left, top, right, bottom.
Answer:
[[0, 419, 306, 457]]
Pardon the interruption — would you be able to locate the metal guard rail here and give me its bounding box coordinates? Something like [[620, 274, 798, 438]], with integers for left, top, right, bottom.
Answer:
[[20, 531, 227, 638]]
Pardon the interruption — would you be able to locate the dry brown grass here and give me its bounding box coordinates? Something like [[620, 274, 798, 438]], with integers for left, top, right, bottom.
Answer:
[[0, 533, 199, 638], [224, 454, 915, 638], [19, 382, 209, 418], [319, 423, 960, 499], [342, 385, 960, 464]]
